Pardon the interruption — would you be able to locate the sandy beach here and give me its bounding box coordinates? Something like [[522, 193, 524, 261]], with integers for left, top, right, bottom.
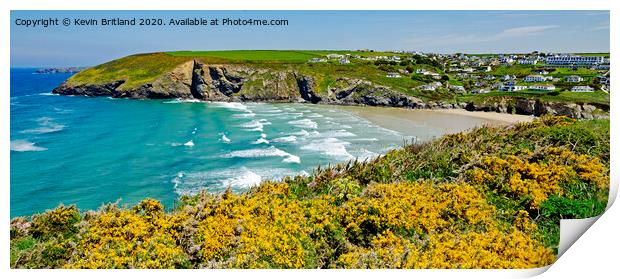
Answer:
[[334, 105, 535, 142]]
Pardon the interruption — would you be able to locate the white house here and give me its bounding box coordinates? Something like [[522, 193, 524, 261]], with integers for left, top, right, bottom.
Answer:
[[524, 75, 548, 82], [339, 59, 351, 64], [565, 75, 584, 82], [419, 84, 437, 91], [415, 69, 428, 74], [500, 75, 516, 81], [518, 59, 538, 65], [528, 84, 556, 91], [534, 70, 549, 75], [450, 85, 465, 92], [462, 67, 475, 73], [386, 72, 401, 78], [471, 88, 491, 94], [499, 82, 527, 92], [480, 66, 492, 72], [308, 58, 326, 63], [484, 75, 495, 80], [546, 55, 604, 65], [326, 53, 345, 59], [571, 86, 594, 92], [500, 57, 514, 64]]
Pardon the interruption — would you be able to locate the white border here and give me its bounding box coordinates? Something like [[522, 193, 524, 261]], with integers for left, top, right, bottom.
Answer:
[[2, 1, 617, 279]]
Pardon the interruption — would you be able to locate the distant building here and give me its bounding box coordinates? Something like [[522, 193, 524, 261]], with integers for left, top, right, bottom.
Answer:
[[326, 53, 345, 59], [386, 72, 401, 78], [480, 66, 492, 72], [524, 75, 548, 82], [415, 69, 428, 74], [534, 70, 549, 75], [471, 88, 491, 94], [484, 75, 495, 80], [528, 84, 556, 91], [419, 84, 437, 91], [339, 59, 351, 64], [546, 55, 604, 65], [499, 82, 527, 92], [450, 85, 465, 92], [308, 58, 326, 63], [518, 59, 538, 65], [500, 75, 516, 81], [571, 86, 594, 92], [565, 75, 584, 82]]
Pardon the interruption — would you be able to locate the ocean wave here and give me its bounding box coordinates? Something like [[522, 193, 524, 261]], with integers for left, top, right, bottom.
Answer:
[[223, 146, 300, 164], [322, 129, 356, 138], [306, 113, 324, 118], [272, 135, 297, 143], [300, 137, 353, 160], [220, 133, 231, 143], [241, 119, 271, 132], [211, 102, 252, 113], [172, 168, 263, 195], [20, 117, 65, 134], [38, 92, 56, 96], [288, 118, 318, 129], [163, 98, 203, 104], [172, 167, 311, 196], [252, 133, 270, 145], [10, 140, 47, 152], [261, 109, 283, 113], [232, 112, 257, 118], [184, 140, 195, 147]]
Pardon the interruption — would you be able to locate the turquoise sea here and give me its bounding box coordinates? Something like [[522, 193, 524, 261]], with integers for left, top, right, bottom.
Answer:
[[11, 68, 510, 217], [10, 68, 418, 217]]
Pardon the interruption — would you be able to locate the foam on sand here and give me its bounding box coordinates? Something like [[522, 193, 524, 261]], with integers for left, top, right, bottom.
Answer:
[[10, 140, 47, 152]]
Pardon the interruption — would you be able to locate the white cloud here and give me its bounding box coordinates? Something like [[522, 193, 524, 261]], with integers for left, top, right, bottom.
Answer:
[[406, 25, 559, 49], [497, 25, 559, 38]]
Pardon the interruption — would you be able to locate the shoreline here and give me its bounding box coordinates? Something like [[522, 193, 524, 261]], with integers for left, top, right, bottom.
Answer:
[[333, 105, 535, 141]]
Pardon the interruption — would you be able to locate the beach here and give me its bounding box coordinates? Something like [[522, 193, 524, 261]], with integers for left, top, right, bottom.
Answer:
[[336, 105, 535, 142]]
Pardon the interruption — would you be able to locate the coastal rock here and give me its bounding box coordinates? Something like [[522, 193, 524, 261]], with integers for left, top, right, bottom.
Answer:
[[296, 75, 322, 103]]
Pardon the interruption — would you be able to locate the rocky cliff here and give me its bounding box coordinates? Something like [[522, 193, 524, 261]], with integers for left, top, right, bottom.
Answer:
[[53, 59, 607, 119]]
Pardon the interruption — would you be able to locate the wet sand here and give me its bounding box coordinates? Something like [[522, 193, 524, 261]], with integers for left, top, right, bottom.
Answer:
[[334, 106, 535, 142]]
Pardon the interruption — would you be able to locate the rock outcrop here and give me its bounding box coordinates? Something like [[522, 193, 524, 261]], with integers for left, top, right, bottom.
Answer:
[[52, 60, 608, 120]]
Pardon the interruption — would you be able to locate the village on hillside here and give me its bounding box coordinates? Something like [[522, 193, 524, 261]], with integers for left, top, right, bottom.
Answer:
[[308, 51, 610, 99]]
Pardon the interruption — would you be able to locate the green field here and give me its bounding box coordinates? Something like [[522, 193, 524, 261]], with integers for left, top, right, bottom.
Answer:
[[64, 50, 609, 107], [167, 50, 399, 63], [457, 90, 609, 106]]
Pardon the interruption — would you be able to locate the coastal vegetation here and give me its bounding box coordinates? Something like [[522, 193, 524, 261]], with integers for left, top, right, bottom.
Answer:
[[55, 51, 610, 121], [10, 116, 610, 269]]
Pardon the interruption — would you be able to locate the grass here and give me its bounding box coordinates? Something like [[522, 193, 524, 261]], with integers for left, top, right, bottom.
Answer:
[[457, 90, 609, 106], [62, 50, 609, 108], [10, 117, 610, 268]]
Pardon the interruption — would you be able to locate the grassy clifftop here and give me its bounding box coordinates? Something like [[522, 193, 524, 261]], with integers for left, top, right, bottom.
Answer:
[[10, 117, 610, 268]]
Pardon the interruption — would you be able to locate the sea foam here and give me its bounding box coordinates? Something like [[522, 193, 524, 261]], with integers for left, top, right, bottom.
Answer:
[[10, 140, 47, 152]]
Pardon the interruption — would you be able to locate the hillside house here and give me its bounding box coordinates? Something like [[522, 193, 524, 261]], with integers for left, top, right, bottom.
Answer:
[[571, 86, 594, 92], [565, 75, 584, 82], [528, 84, 556, 91]]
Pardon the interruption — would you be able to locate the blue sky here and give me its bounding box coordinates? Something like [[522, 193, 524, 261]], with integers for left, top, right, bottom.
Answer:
[[10, 10, 610, 67]]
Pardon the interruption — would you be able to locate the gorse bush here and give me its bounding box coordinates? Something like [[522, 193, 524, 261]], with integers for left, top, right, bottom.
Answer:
[[10, 116, 609, 269]]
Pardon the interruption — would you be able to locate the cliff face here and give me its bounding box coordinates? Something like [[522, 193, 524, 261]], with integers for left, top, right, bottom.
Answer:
[[53, 59, 426, 107], [52, 60, 607, 119]]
